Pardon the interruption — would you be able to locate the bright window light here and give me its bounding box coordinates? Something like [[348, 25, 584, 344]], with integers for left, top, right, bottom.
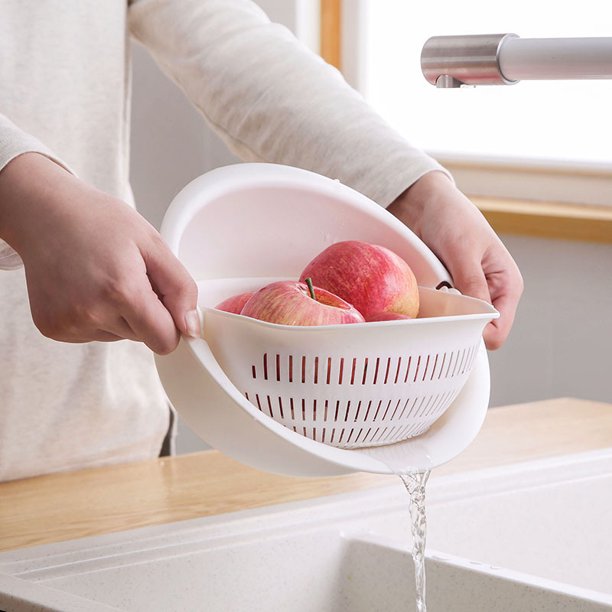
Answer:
[[363, 0, 612, 166]]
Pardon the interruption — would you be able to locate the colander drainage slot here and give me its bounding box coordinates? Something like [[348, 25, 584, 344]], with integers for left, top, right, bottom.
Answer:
[[239, 340, 481, 449], [250, 350, 478, 388]]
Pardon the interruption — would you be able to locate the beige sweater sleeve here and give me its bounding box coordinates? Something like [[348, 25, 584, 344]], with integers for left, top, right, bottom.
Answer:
[[0, 114, 72, 270], [128, 0, 449, 208]]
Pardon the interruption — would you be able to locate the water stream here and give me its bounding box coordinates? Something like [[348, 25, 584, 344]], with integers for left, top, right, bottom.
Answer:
[[399, 470, 431, 612], [358, 445, 432, 611]]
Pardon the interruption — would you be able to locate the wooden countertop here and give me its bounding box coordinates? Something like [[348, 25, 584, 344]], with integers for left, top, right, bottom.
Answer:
[[1, 397, 611, 553]]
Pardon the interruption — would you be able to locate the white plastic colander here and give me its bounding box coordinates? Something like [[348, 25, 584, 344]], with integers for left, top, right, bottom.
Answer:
[[200, 278, 494, 450], [156, 163, 498, 476]]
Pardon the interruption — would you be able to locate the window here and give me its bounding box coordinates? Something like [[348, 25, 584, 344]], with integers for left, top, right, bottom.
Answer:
[[339, 0, 612, 207]]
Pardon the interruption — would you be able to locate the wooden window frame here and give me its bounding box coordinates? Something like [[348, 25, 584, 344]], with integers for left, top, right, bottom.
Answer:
[[319, 1, 612, 243]]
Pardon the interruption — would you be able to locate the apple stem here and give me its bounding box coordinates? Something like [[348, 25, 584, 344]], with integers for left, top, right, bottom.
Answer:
[[305, 277, 316, 300]]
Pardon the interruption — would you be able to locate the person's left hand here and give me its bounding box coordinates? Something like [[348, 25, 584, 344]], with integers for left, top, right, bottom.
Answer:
[[387, 171, 523, 350]]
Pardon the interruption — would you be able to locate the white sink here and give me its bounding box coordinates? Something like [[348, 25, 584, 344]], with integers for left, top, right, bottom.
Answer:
[[1, 450, 611, 611]]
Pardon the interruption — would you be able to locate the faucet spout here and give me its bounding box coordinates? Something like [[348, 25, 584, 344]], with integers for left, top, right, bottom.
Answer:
[[421, 33, 517, 87], [435, 75, 464, 88], [421, 34, 612, 87]]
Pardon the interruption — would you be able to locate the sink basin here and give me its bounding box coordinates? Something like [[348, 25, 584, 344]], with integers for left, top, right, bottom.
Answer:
[[1, 450, 611, 611]]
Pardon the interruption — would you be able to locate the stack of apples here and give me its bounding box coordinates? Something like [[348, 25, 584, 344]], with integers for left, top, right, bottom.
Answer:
[[215, 240, 420, 325]]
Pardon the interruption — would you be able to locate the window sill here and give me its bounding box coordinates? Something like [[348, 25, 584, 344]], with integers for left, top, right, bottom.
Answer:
[[473, 197, 612, 244]]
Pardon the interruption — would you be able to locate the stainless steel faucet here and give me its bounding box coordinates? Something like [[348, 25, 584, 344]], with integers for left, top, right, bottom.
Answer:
[[421, 34, 612, 87]]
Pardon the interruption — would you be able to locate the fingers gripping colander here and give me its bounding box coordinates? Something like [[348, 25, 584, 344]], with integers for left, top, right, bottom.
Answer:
[[155, 163, 498, 476]]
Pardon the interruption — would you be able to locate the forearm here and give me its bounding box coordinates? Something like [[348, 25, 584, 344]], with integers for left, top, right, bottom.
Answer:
[[128, 0, 448, 206], [0, 113, 74, 270], [386, 171, 456, 234], [0, 152, 72, 256], [0, 152, 51, 268]]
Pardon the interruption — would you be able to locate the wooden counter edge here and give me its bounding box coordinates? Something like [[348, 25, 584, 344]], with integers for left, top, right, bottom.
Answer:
[[1, 397, 611, 553], [474, 197, 612, 244]]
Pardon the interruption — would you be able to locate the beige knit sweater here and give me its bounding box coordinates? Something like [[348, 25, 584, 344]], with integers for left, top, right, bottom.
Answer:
[[0, 0, 445, 481]]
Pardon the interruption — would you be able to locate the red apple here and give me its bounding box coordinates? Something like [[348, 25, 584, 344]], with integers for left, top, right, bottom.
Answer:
[[215, 291, 255, 314], [367, 311, 413, 322], [300, 241, 419, 320], [240, 279, 365, 326]]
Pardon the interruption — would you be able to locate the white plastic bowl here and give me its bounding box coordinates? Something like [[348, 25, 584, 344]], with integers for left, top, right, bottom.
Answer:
[[155, 163, 497, 476]]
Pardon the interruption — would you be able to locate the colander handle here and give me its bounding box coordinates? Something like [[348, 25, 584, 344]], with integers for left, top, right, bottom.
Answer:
[[196, 306, 206, 336], [435, 280, 461, 294]]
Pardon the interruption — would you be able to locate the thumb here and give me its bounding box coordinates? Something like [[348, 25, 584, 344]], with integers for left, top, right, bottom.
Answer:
[[143, 242, 200, 338], [449, 260, 502, 351], [449, 260, 491, 304]]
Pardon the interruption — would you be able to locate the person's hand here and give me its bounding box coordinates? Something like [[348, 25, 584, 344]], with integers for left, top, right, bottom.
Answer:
[[387, 171, 523, 350], [0, 153, 199, 355]]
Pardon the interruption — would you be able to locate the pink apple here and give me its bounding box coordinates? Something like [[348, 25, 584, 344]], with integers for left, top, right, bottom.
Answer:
[[367, 311, 413, 322], [240, 279, 365, 326], [300, 241, 419, 320], [215, 291, 256, 314]]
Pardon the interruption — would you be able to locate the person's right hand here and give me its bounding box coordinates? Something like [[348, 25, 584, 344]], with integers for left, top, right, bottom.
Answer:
[[0, 153, 199, 355]]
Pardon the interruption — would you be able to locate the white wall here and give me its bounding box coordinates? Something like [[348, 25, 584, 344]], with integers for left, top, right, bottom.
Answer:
[[129, 45, 236, 232], [129, 2, 612, 454], [488, 234, 612, 407]]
